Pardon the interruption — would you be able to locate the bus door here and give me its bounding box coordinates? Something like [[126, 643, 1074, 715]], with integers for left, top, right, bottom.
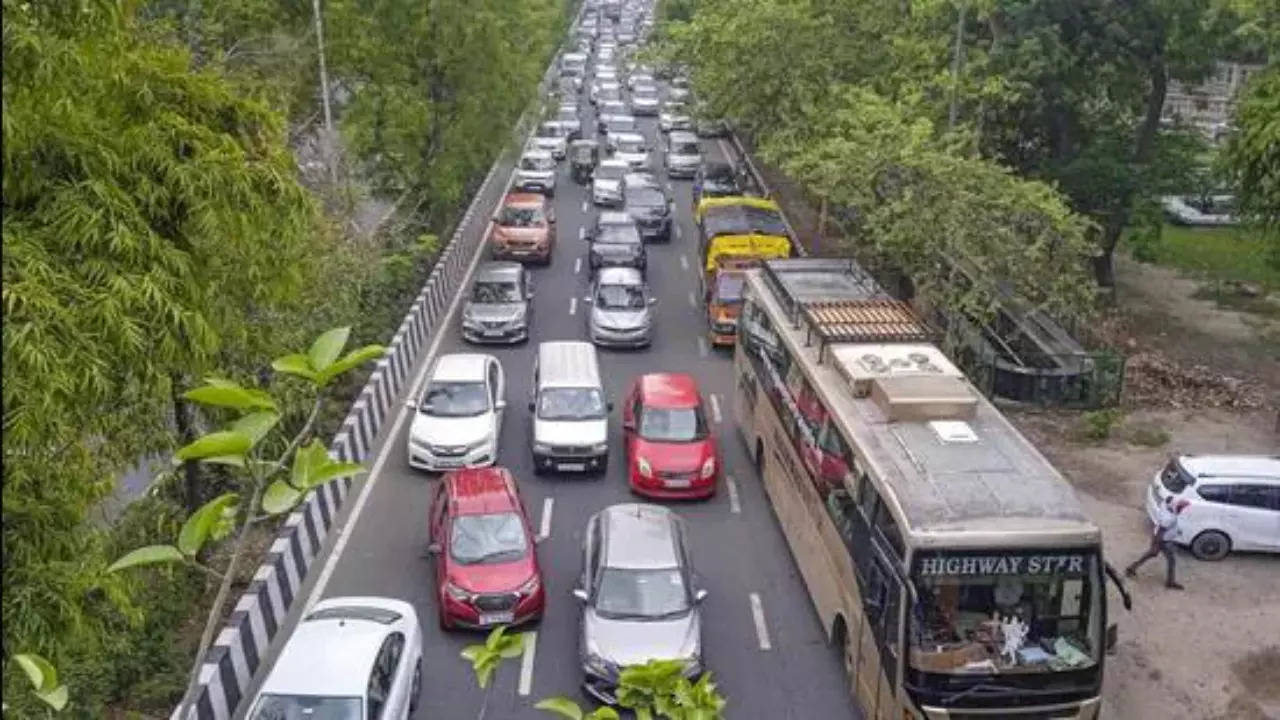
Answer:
[[857, 550, 904, 720]]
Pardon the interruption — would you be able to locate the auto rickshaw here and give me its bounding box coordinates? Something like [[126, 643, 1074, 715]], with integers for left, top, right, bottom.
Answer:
[[570, 139, 599, 185]]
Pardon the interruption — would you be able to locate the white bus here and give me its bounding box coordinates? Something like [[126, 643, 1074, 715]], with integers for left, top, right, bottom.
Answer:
[[733, 259, 1130, 720]]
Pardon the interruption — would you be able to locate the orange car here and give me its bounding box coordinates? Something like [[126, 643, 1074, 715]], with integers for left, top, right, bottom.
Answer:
[[490, 193, 556, 265]]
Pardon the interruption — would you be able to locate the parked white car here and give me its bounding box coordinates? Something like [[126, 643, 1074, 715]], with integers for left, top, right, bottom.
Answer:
[[1160, 194, 1238, 226], [246, 597, 423, 720], [407, 353, 506, 472], [1147, 454, 1280, 560]]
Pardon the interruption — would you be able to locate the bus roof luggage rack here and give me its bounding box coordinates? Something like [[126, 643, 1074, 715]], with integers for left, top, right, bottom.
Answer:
[[760, 258, 886, 328], [802, 299, 930, 345]]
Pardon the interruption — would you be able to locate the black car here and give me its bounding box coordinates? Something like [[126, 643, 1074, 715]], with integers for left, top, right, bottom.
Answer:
[[587, 211, 648, 274], [623, 183, 672, 242], [692, 161, 743, 208]]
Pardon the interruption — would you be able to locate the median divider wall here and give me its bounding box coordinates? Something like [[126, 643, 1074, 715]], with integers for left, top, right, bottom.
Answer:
[[172, 9, 580, 716]]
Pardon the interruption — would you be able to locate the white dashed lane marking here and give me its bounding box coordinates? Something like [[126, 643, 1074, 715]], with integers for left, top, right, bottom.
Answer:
[[569, 297, 577, 315], [538, 497, 553, 541], [518, 630, 538, 696], [575, 257, 582, 275], [727, 477, 741, 514], [709, 393, 722, 424], [750, 593, 773, 651], [688, 291, 697, 308], [698, 337, 708, 357], [680, 255, 689, 271]]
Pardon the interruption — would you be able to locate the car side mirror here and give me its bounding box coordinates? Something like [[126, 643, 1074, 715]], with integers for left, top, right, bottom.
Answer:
[[694, 589, 709, 604], [648, 297, 657, 305], [583, 295, 594, 304], [535, 533, 548, 545], [495, 400, 507, 410], [607, 400, 615, 412], [404, 400, 417, 410], [572, 588, 589, 602], [1106, 623, 1119, 654], [492, 213, 501, 222], [426, 543, 442, 556], [527, 401, 536, 412]]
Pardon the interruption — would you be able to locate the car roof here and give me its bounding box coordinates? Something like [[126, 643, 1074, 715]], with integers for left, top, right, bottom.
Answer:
[[1179, 454, 1280, 483], [260, 596, 413, 696], [521, 149, 554, 159], [599, 504, 681, 569], [475, 261, 524, 283], [598, 210, 634, 225], [504, 192, 547, 207], [599, 159, 630, 170], [606, 115, 637, 124], [445, 468, 519, 514], [595, 266, 645, 285], [537, 341, 601, 388], [668, 131, 699, 143], [614, 132, 645, 143], [430, 353, 491, 383], [636, 373, 701, 408]]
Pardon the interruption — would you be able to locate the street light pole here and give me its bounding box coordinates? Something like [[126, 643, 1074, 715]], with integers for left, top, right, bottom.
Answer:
[[948, 1, 967, 131], [312, 0, 337, 182]]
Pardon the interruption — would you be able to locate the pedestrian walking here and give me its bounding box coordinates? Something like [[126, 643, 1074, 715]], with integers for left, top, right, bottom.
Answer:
[[1125, 495, 1187, 590]]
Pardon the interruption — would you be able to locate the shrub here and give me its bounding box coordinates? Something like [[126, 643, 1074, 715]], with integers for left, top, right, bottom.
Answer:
[[1077, 409, 1123, 441], [1126, 423, 1172, 447]]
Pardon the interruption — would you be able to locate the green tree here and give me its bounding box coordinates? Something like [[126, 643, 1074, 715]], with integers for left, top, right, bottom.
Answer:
[[1224, 65, 1280, 269], [106, 327, 382, 715]]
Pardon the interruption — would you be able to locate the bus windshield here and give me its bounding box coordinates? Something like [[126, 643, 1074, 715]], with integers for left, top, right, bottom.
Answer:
[[908, 550, 1102, 676]]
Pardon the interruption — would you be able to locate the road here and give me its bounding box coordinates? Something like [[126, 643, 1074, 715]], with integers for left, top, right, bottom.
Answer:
[[295, 53, 860, 719]]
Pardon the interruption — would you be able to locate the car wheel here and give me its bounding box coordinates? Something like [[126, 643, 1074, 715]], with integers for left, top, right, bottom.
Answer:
[[409, 660, 422, 714], [1190, 530, 1231, 560]]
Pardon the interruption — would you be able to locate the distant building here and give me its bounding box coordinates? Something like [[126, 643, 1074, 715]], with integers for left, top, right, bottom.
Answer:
[[1162, 61, 1264, 141]]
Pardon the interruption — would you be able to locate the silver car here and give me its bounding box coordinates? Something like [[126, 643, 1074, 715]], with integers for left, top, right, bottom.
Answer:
[[515, 149, 557, 196], [630, 84, 660, 116], [585, 266, 654, 348], [592, 159, 629, 206], [664, 131, 701, 179], [461, 262, 533, 344], [532, 121, 569, 160], [575, 504, 706, 704]]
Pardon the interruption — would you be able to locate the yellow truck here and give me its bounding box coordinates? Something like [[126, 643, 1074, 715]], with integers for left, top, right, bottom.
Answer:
[[695, 197, 793, 345]]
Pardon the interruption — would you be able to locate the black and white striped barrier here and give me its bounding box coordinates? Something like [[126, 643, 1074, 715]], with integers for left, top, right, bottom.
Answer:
[[171, 12, 581, 716]]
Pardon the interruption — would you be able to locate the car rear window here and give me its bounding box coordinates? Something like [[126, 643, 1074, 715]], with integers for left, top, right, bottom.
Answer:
[[305, 605, 401, 625], [1160, 459, 1194, 493]]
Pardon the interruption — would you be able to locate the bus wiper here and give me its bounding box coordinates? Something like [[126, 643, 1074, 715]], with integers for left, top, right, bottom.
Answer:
[[939, 682, 1021, 705]]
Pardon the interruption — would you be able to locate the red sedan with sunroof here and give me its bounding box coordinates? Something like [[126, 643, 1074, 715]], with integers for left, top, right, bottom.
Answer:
[[622, 373, 719, 499], [428, 467, 545, 630]]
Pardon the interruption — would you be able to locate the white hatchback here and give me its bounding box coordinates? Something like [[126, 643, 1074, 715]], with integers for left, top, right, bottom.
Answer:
[[247, 597, 424, 720], [407, 353, 506, 472], [1147, 454, 1280, 560]]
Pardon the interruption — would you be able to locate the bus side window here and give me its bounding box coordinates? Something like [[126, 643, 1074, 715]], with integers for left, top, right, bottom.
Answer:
[[872, 501, 906, 560], [865, 560, 902, 691]]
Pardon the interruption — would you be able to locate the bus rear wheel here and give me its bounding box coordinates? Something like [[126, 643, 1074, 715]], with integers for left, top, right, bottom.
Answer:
[[832, 616, 853, 676]]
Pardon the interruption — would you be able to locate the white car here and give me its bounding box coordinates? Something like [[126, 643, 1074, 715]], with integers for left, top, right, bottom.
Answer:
[[630, 84, 660, 116], [407, 353, 506, 472], [609, 132, 650, 171], [1147, 454, 1280, 560], [515, 149, 557, 196], [532, 121, 569, 160], [659, 103, 692, 133], [247, 597, 423, 720], [593, 159, 630, 207]]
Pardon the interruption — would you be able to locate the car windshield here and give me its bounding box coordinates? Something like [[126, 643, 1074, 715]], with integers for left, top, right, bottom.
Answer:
[[472, 280, 522, 304], [616, 138, 645, 154], [639, 406, 707, 442], [714, 273, 746, 302], [449, 512, 529, 565], [558, 109, 578, 122], [633, 87, 658, 99], [248, 695, 361, 720], [421, 381, 489, 418], [537, 124, 563, 138], [597, 224, 641, 245], [626, 187, 665, 207], [497, 205, 545, 227], [607, 118, 635, 132], [521, 155, 555, 171], [596, 283, 646, 309], [537, 387, 606, 420], [595, 567, 690, 619], [600, 88, 622, 101], [597, 164, 627, 180], [670, 140, 700, 155], [704, 206, 788, 238], [909, 551, 1103, 676]]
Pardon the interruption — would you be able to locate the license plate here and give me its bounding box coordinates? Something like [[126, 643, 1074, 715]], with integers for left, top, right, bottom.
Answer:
[[482, 329, 504, 337], [559, 462, 586, 472], [479, 611, 514, 626], [435, 459, 462, 468], [665, 478, 692, 489]]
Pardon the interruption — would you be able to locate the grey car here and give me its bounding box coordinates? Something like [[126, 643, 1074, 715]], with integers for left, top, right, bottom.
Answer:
[[575, 504, 706, 704], [664, 130, 701, 179], [461, 262, 534, 344], [585, 267, 655, 348]]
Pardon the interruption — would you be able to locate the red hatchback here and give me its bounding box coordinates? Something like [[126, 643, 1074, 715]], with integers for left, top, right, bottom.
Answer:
[[428, 467, 545, 630], [623, 373, 719, 499]]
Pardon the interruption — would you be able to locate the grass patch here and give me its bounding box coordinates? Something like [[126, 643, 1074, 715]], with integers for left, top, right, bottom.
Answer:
[[1128, 224, 1280, 290], [1125, 422, 1172, 447], [1071, 409, 1123, 442]]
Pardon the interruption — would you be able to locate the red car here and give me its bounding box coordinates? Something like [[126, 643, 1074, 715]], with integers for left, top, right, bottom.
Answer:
[[623, 373, 719, 499], [428, 467, 545, 630]]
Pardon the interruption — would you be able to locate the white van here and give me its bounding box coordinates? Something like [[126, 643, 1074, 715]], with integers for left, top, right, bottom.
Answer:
[[1147, 454, 1280, 559], [529, 341, 611, 475]]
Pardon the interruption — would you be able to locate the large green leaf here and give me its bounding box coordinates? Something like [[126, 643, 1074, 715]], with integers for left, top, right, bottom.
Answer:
[[533, 697, 585, 720], [289, 440, 326, 489], [262, 479, 304, 515], [184, 380, 277, 411], [272, 353, 317, 381], [107, 544, 184, 573], [496, 631, 525, 659], [36, 684, 69, 711], [175, 431, 251, 462], [231, 411, 281, 445], [315, 344, 385, 386], [14, 653, 58, 692], [178, 493, 239, 556], [308, 326, 351, 372]]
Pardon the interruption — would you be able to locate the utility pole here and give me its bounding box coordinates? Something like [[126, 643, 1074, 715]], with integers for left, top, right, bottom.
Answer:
[[948, 1, 967, 131], [312, 0, 337, 183]]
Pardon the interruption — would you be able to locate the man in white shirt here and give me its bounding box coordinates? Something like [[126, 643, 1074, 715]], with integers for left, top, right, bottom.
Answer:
[[1125, 495, 1186, 590]]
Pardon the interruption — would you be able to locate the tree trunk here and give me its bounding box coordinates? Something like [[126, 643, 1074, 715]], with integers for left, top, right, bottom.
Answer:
[[1093, 53, 1168, 287], [171, 373, 202, 512]]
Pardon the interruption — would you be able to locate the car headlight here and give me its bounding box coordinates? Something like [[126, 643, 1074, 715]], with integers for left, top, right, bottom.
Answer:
[[516, 574, 541, 596], [584, 652, 615, 678], [463, 316, 481, 329], [637, 457, 652, 477], [444, 581, 472, 602], [701, 456, 716, 479], [591, 442, 609, 454], [533, 442, 552, 454]]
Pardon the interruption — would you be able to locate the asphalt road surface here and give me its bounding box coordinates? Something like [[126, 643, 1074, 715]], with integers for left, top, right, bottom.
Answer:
[[289, 60, 860, 720]]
